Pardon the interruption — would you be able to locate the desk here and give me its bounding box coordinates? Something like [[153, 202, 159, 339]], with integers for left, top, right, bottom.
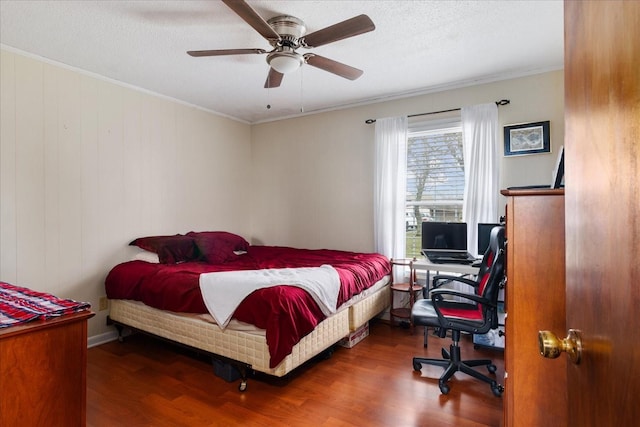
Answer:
[[413, 258, 479, 288]]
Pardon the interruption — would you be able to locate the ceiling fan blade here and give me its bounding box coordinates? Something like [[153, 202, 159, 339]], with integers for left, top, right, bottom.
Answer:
[[221, 0, 281, 42], [264, 68, 284, 88], [301, 14, 375, 48], [304, 54, 364, 80], [187, 48, 266, 57]]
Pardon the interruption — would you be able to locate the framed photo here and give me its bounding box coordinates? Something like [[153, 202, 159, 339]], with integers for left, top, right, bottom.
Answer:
[[504, 121, 550, 156]]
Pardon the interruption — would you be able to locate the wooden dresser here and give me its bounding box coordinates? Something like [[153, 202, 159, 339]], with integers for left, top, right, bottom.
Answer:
[[501, 189, 567, 427], [0, 310, 94, 427]]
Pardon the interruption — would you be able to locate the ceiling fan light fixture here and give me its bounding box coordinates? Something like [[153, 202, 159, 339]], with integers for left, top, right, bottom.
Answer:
[[190, 1, 376, 88], [267, 50, 304, 74]]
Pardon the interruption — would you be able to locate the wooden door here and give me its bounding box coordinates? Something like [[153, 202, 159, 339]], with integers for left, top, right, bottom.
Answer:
[[563, 1, 640, 424]]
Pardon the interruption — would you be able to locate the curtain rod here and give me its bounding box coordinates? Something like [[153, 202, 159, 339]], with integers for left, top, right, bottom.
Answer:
[[364, 99, 511, 124]]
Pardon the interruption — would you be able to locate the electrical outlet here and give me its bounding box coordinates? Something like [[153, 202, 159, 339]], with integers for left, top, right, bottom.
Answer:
[[99, 296, 109, 311]]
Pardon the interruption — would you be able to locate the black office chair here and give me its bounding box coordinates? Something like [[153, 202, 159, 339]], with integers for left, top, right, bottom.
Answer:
[[411, 226, 505, 396]]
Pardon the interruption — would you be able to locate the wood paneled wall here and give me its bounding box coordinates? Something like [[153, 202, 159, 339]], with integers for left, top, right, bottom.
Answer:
[[0, 50, 252, 337]]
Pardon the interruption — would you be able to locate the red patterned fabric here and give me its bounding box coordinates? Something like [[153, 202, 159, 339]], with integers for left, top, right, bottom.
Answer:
[[105, 246, 390, 367], [0, 282, 91, 328]]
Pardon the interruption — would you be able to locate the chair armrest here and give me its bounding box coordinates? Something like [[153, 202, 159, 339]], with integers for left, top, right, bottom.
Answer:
[[428, 275, 478, 297], [429, 289, 497, 331], [432, 275, 478, 287], [430, 289, 493, 307]]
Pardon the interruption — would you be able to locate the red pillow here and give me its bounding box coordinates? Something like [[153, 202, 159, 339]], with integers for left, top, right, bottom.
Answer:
[[191, 237, 237, 264], [186, 231, 250, 264], [186, 231, 249, 251], [129, 235, 198, 264]]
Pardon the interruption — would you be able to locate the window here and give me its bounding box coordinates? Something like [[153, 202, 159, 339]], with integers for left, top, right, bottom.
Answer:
[[405, 118, 464, 258]]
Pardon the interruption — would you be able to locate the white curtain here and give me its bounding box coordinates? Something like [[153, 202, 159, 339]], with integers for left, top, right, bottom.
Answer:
[[373, 116, 408, 262], [461, 103, 500, 256]]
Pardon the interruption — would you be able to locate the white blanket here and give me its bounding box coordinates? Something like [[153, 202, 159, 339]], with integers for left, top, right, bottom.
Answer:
[[199, 265, 340, 329]]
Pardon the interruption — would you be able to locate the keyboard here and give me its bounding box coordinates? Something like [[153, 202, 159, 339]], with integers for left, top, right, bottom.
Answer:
[[423, 250, 468, 258]]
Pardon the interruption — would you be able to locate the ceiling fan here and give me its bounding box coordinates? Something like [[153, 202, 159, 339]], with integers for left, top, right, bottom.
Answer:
[[187, 0, 375, 88]]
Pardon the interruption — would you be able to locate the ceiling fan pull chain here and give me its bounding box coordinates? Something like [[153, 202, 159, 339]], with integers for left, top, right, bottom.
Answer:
[[300, 68, 305, 113], [267, 76, 271, 110]]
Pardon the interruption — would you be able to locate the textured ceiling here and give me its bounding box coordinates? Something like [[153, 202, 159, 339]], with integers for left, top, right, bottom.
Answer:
[[0, 1, 564, 124]]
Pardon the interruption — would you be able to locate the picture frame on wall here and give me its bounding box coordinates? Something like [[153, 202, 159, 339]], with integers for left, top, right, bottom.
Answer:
[[504, 121, 550, 156]]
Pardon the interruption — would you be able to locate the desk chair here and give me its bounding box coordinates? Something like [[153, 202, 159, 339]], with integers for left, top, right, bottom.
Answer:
[[411, 226, 505, 396]]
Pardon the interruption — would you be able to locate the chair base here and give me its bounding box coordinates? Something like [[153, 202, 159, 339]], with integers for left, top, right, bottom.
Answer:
[[413, 341, 503, 396]]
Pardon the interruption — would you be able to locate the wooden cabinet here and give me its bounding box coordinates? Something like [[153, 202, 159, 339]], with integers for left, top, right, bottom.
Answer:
[[501, 189, 566, 427], [0, 311, 94, 427]]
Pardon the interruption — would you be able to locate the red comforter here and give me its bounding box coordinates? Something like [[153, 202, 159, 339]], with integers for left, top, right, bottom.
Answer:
[[105, 246, 390, 367]]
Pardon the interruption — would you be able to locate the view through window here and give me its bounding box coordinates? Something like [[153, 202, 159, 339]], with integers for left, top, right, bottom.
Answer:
[[406, 120, 464, 258]]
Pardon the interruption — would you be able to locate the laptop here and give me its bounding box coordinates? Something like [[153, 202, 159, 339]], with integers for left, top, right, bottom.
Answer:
[[421, 222, 475, 264]]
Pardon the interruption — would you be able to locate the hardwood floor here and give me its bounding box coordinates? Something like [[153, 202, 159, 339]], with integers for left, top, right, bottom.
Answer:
[[87, 320, 504, 426]]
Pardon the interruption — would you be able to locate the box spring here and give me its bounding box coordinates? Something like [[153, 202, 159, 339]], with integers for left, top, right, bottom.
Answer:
[[108, 278, 389, 378]]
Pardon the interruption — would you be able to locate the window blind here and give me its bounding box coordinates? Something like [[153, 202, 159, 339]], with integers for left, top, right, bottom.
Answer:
[[406, 126, 464, 220], [405, 122, 464, 257]]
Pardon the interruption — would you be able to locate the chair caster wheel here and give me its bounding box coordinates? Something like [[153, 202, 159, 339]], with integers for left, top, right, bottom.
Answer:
[[439, 381, 450, 395], [491, 382, 504, 397], [238, 381, 247, 392], [487, 364, 497, 374], [413, 361, 422, 371]]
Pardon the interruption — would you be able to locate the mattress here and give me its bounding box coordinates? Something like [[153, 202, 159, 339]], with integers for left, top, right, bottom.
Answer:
[[166, 274, 389, 333]]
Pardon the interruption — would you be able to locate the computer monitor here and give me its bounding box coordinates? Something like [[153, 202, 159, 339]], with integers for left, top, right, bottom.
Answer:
[[477, 223, 501, 256], [551, 145, 565, 189], [422, 222, 468, 251]]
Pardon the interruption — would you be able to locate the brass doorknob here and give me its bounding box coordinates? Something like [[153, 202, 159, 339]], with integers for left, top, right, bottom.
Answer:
[[538, 329, 583, 364]]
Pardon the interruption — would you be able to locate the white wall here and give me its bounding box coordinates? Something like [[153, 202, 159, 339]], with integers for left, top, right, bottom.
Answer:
[[250, 71, 564, 252], [0, 49, 253, 337]]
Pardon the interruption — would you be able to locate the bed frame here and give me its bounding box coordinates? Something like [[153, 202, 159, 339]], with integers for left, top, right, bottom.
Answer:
[[107, 278, 389, 391]]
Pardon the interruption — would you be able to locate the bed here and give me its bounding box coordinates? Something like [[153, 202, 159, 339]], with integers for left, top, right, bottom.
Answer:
[[105, 231, 390, 390]]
